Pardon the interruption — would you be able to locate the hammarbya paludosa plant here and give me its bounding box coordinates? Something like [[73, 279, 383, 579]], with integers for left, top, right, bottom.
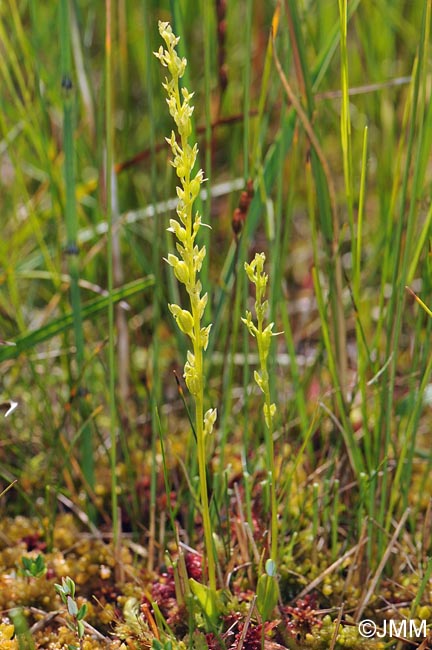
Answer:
[[242, 252, 280, 619], [154, 21, 217, 594]]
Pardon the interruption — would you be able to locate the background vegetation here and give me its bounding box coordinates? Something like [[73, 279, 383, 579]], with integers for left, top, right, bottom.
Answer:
[[0, 0, 431, 648]]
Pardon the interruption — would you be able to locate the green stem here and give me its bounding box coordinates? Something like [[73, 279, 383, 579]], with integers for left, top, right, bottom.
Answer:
[[183, 146, 216, 592], [243, 254, 278, 563], [194, 340, 216, 591], [257, 327, 278, 563]]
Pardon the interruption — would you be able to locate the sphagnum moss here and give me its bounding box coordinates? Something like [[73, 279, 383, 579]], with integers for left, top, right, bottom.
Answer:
[[154, 21, 217, 592]]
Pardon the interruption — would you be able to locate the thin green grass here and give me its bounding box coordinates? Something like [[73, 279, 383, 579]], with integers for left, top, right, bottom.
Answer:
[[60, 0, 94, 497], [375, 0, 431, 556], [104, 0, 121, 573]]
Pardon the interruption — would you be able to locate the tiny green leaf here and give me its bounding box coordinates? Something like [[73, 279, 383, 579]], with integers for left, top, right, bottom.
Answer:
[[77, 603, 88, 620], [77, 620, 85, 639], [67, 595, 78, 617], [256, 572, 279, 621], [54, 583, 67, 604], [189, 578, 221, 628]]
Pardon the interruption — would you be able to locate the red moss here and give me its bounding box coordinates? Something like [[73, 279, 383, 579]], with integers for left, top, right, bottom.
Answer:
[[282, 594, 322, 638]]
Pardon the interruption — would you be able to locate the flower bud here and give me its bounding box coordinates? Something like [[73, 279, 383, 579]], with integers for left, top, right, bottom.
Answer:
[[263, 403, 276, 428], [169, 304, 194, 335], [204, 408, 217, 437], [200, 324, 212, 350], [190, 176, 201, 198]]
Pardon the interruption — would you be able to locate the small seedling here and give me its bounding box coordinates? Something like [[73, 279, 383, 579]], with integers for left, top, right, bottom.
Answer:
[[256, 558, 279, 622], [21, 554, 46, 580], [54, 576, 88, 650]]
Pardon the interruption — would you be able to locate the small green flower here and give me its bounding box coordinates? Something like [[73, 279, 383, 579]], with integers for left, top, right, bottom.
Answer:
[[166, 254, 190, 284], [204, 408, 217, 437], [168, 304, 194, 338], [263, 402, 277, 428], [184, 351, 199, 396]]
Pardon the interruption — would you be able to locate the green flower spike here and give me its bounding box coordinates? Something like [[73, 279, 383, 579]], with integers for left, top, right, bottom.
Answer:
[[155, 21, 217, 594], [242, 252, 280, 565]]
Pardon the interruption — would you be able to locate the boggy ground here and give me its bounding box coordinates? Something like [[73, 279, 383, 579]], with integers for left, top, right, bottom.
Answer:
[[1, 467, 430, 650]]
